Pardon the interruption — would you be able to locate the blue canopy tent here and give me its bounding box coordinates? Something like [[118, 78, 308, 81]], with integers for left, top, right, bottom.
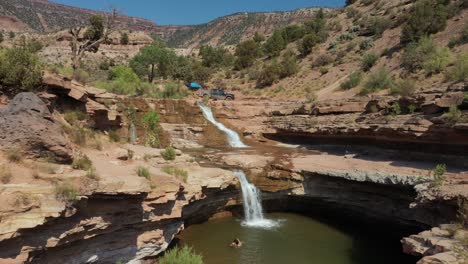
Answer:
[[186, 82, 203, 90]]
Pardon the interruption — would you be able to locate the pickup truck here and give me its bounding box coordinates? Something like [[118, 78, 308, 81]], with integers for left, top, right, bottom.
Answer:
[[199, 89, 235, 100]]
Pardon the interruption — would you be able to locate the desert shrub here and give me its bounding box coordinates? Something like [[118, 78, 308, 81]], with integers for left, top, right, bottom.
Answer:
[[443, 105, 462, 125], [162, 166, 188, 183], [279, 51, 299, 78], [0, 165, 12, 184], [0, 44, 43, 92], [431, 163, 446, 187], [199, 45, 234, 68], [341, 71, 362, 90], [362, 68, 395, 94], [0, 32, 3, 43], [161, 147, 176, 161], [253, 32, 265, 43], [73, 69, 89, 84], [70, 126, 87, 146], [446, 53, 468, 82], [120, 32, 129, 45], [362, 16, 392, 37], [401, 0, 449, 44], [319, 67, 329, 75], [258, 61, 282, 86], [159, 246, 203, 264], [55, 184, 78, 202], [136, 166, 151, 179], [346, 7, 359, 18], [234, 40, 261, 69], [9, 32, 15, 39], [346, 0, 357, 6], [108, 130, 120, 142], [304, 9, 328, 42], [264, 30, 287, 57], [160, 82, 189, 99], [86, 167, 99, 180], [360, 39, 374, 50], [64, 110, 87, 125], [422, 46, 452, 75], [299, 33, 320, 56], [391, 79, 416, 96], [391, 102, 402, 116], [99, 60, 110, 70], [312, 54, 334, 67], [98, 65, 142, 95], [403, 37, 452, 75], [72, 155, 93, 170], [6, 149, 22, 163], [361, 53, 379, 71], [142, 111, 160, 148], [448, 25, 468, 48]]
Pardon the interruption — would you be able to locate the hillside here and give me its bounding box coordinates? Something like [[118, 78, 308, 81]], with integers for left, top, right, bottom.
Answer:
[[0, 0, 331, 48], [0, 0, 159, 33], [157, 8, 329, 48]]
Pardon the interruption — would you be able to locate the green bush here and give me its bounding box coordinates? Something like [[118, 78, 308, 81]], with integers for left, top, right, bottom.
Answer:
[[55, 184, 78, 202], [312, 54, 334, 67], [341, 71, 362, 90], [72, 155, 93, 170], [142, 111, 160, 148], [64, 110, 87, 125], [402, 37, 452, 75], [199, 45, 234, 68], [346, 0, 358, 6], [234, 40, 261, 70], [264, 30, 287, 57], [86, 167, 99, 180], [120, 32, 129, 45], [401, 0, 449, 44], [362, 68, 395, 94], [443, 105, 462, 125], [299, 33, 320, 56], [422, 46, 452, 75], [9, 32, 15, 39], [361, 53, 379, 71], [431, 164, 446, 187], [73, 69, 90, 84], [161, 147, 176, 161], [136, 166, 151, 179], [99, 60, 110, 70], [0, 45, 43, 92], [162, 166, 188, 183], [159, 246, 203, 264], [359, 39, 374, 50], [0, 32, 3, 43], [391, 79, 416, 96], [446, 53, 468, 82], [448, 25, 468, 48], [362, 16, 392, 37]]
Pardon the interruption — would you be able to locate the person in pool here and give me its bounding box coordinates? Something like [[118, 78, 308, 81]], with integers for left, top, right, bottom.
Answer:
[[230, 238, 242, 248]]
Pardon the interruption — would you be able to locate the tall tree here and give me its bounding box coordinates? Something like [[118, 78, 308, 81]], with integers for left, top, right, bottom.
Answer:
[[129, 41, 177, 82], [69, 10, 117, 70]]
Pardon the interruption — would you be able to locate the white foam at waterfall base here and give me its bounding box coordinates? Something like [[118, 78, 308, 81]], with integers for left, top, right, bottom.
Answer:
[[234, 170, 280, 229], [198, 103, 249, 148]]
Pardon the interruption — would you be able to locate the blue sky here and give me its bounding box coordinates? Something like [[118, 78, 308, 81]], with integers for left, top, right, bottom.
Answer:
[[50, 0, 345, 25]]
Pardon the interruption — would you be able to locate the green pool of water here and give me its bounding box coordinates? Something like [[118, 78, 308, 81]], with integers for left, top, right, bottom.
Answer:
[[178, 213, 417, 264]]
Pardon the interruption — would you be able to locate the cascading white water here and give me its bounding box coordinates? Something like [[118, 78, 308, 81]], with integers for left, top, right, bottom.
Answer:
[[234, 170, 279, 229], [198, 103, 248, 148]]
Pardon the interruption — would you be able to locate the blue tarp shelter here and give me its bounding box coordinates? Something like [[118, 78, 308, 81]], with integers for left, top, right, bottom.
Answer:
[[186, 82, 203, 90]]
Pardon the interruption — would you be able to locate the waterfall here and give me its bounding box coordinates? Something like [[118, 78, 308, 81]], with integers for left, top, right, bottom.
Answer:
[[234, 170, 279, 229], [128, 123, 137, 144], [198, 103, 248, 148]]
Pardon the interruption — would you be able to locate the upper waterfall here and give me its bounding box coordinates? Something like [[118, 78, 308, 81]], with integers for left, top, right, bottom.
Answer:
[[198, 103, 248, 148]]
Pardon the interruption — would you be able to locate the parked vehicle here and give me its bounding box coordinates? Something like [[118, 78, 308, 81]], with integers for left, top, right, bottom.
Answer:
[[199, 89, 235, 100]]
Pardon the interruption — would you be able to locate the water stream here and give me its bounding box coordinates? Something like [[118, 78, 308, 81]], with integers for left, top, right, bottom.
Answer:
[[198, 103, 248, 148], [234, 171, 278, 229]]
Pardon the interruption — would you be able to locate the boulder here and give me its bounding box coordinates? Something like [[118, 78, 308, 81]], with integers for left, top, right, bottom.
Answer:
[[435, 92, 464, 108], [0, 93, 73, 163]]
